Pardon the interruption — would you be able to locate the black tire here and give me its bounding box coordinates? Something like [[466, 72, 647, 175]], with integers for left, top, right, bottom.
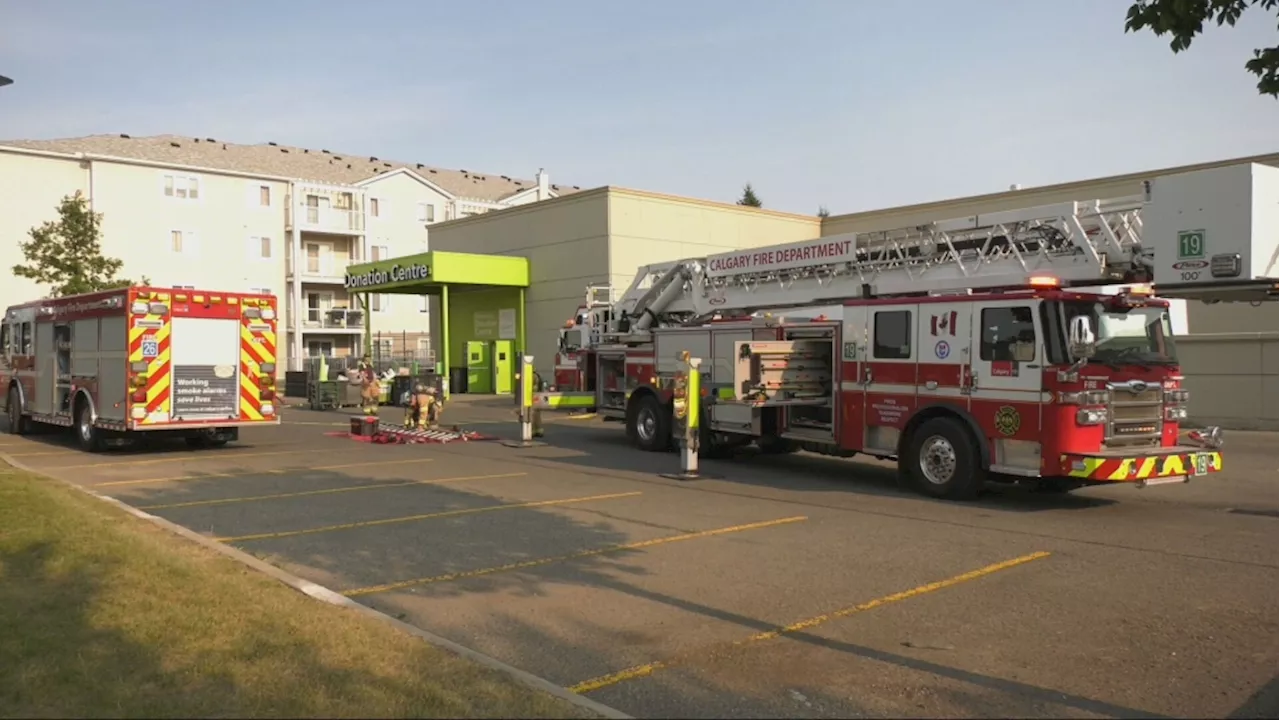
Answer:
[[6, 387, 29, 435], [75, 402, 103, 453], [627, 394, 671, 452], [905, 416, 983, 500]]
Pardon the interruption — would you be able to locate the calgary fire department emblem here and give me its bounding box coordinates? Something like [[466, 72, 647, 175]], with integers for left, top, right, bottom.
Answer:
[[930, 311, 958, 336], [994, 405, 1021, 436]]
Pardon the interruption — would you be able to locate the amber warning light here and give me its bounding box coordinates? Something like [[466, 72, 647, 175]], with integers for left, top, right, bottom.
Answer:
[[1028, 275, 1060, 288]]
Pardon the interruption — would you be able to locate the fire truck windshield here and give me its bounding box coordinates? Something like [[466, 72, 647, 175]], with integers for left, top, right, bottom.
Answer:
[[1062, 300, 1178, 366]]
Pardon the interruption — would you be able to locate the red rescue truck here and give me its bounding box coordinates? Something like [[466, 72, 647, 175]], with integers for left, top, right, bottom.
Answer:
[[546, 162, 1278, 499], [1, 286, 281, 451]]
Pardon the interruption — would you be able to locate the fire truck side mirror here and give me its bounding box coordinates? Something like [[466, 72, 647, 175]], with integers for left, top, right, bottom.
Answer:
[[1068, 315, 1097, 359]]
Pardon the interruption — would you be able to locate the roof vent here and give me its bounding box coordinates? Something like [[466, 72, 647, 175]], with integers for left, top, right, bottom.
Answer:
[[221, 144, 227, 150], [383, 162, 391, 167], [206, 137, 216, 143], [501, 175, 511, 181], [573, 185, 580, 190], [303, 148, 309, 153], [119, 133, 131, 139], [280, 148, 289, 153], [321, 149, 330, 154], [369, 156, 378, 162], [428, 169, 438, 174], [346, 164, 352, 169], [268, 141, 278, 146], [193, 138, 201, 143], [416, 163, 424, 169], [169, 141, 181, 148], [333, 155, 342, 161]]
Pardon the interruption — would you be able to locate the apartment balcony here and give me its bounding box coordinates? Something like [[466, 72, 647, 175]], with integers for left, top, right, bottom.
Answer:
[[301, 308, 365, 334], [288, 257, 351, 285], [287, 184, 366, 235]]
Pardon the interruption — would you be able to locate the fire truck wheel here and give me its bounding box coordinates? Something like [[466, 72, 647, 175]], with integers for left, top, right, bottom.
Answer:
[[628, 395, 670, 452], [907, 417, 982, 500], [75, 403, 103, 453], [6, 387, 29, 435]]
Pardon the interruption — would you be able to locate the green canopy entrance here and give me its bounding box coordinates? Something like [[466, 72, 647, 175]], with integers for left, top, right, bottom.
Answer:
[[343, 251, 530, 397]]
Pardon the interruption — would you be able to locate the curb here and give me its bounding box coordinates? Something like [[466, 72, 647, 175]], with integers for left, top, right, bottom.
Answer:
[[0, 450, 631, 720]]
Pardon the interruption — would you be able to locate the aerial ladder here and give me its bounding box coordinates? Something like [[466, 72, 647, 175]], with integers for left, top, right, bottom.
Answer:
[[578, 162, 1276, 347]]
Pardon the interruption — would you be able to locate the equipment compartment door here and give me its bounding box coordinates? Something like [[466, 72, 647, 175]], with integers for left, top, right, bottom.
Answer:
[[492, 340, 514, 394], [170, 316, 240, 421]]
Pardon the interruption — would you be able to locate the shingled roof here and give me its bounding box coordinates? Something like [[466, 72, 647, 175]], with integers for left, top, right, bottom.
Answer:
[[0, 133, 582, 202]]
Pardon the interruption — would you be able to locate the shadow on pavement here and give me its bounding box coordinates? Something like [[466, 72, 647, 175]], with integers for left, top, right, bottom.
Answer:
[[456, 413, 1119, 514]]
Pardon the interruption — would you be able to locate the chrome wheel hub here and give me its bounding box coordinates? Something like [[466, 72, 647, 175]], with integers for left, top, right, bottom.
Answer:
[[636, 408, 656, 442], [919, 435, 958, 485]]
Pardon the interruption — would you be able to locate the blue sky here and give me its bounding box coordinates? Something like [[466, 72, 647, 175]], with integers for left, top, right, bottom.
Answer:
[[1, 0, 1276, 215]]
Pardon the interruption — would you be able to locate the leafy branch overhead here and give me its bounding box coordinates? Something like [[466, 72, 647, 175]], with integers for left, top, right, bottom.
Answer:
[[13, 191, 148, 298], [1125, 0, 1278, 96]]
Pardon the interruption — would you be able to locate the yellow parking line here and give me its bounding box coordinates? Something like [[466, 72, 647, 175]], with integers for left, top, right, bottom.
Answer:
[[94, 457, 431, 489], [138, 471, 528, 510], [217, 491, 643, 544], [47, 446, 323, 471], [344, 515, 809, 598], [569, 550, 1053, 694]]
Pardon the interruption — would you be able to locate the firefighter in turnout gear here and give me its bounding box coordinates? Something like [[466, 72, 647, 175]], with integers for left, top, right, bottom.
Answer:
[[402, 383, 441, 429], [357, 356, 381, 416]]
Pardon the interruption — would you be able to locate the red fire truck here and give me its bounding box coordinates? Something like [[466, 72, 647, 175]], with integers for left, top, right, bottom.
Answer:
[[548, 161, 1277, 499], [1, 286, 281, 451]]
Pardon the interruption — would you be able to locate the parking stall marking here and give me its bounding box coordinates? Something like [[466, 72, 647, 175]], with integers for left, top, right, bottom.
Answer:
[[569, 550, 1053, 694], [93, 457, 433, 489], [137, 471, 529, 510], [343, 515, 810, 598], [215, 491, 645, 544], [45, 446, 335, 471]]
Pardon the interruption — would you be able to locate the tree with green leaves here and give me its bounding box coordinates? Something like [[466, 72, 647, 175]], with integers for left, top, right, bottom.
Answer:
[[737, 183, 763, 208], [13, 191, 146, 298], [817, 205, 830, 218], [1125, 0, 1278, 97]]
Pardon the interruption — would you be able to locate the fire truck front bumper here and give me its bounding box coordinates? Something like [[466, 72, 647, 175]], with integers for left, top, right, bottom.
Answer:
[[1059, 446, 1223, 487]]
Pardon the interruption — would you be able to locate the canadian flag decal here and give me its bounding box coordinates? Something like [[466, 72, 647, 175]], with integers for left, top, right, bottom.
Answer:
[[931, 311, 958, 336]]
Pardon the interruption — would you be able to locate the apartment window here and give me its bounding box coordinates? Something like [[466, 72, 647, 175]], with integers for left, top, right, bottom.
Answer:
[[171, 230, 199, 255], [373, 338, 393, 359], [259, 185, 271, 206], [305, 292, 333, 324], [370, 244, 389, 262], [416, 202, 436, 223], [873, 310, 912, 359], [416, 337, 432, 359], [370, 294, 389, 313], [369, 198, 381, 218], [335, 192, 353, 210], [305, 194, 330, 224], [305, 243, 324, 274], [163, 173, 200, 200], [248, 235, 271, 260], [980, 306, 1037, 363]]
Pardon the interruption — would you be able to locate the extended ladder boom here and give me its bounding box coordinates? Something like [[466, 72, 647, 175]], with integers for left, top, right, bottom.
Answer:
[[600, 162, 1276, 338]]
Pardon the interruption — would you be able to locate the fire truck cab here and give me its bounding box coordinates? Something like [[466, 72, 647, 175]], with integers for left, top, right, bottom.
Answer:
[[1, 286, 282, 451], [544, 161, 1276, 499]]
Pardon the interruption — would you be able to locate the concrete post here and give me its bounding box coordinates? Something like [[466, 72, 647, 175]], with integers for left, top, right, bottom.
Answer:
[[502, 354, 545, 448]]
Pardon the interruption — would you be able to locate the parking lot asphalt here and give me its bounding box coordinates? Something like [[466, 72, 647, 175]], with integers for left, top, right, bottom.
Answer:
[[2, 398, 1276, 719]]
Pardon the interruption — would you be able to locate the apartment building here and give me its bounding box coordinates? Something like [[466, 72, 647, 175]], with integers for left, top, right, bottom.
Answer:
[[0, 134, 576, 370]]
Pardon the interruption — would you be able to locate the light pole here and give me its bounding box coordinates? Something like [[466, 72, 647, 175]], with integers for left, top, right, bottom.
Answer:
[[0, 75, 12, 88]]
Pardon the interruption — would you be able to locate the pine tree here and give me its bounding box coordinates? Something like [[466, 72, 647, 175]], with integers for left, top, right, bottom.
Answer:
[[817, 205, 830, 218], [737, 183, 763, 208], [13, 191, 144, 297]]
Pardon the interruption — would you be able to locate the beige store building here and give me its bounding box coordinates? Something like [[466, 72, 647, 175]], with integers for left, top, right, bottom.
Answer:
[[427, 152, 1279, 430]]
